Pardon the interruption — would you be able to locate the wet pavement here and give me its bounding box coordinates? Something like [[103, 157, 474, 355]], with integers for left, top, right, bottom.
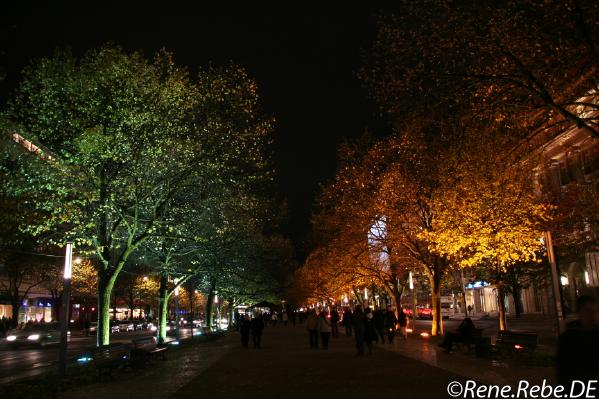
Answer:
[[0, 328, 196, 384], [2, 318, 558, 398], [172, 324, 463, 399]]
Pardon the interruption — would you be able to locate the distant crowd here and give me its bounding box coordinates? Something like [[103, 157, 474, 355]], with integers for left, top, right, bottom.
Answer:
[[235, 305, 409, 355]]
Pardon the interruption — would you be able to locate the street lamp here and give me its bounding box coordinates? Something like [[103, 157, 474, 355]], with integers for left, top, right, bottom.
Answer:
[[214, 292, 220, 330], [543, 231, 564, 335], [409, 271, 417, 334], [59, 243, 73, 377], [174, 285, 180, 342]]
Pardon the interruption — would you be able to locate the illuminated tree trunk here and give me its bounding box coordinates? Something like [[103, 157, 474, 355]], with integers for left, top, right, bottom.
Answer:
[[97, 275, 115, 347], [352, 286, 363, 306], [429, 271, 443, 336], [157, 274, 169, 344], [388, 276, 403, 319], [497, 284, 508, 331], [205, 283, 216, 330], [227, 298, 235, 329]]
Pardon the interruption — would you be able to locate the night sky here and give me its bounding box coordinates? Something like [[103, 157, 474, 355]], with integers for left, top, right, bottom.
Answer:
[[0, 3, 390, 258]]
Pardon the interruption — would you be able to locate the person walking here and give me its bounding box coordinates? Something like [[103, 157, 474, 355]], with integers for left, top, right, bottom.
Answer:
[[397, 307, 407, 340], [250, 313, 265, 349], [385, 306, 398, 343], [306, 309, 319, 349], [364, 307, 377, 355], [318, 311, 332, 349], [330, 308, 340, 338], [557, 295, 599, 389], [343, 307, 353, 337], [282, 310, 289, 326], [271, 311, 278, 327], [373, 308, 385, 343], [352, 305, 365, 356], [240, 316, 251, 349]]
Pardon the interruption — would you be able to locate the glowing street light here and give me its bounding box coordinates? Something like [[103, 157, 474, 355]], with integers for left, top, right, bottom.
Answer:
[[174, 283, 180, 342], [59, 243, 73, 377], [409, 271, 417, 334]]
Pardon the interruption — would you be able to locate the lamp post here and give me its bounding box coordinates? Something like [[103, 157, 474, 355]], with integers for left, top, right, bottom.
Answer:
[[409, 271, 417, 334], [174, 285, 180, 342], [214, 292, 220, 330], [544, 231, 564, 335], [59, 243, 73, 377]]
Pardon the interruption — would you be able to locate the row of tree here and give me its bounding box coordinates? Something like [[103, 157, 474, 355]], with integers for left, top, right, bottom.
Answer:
[[0, 45, 294, 345], [292, 0, 598, 335]]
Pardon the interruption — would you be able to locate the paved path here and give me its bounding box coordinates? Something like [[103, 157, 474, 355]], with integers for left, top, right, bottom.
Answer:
[[172, 325, 461, 399]]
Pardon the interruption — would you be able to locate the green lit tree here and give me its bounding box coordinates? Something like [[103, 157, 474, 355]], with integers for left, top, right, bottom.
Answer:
[[1, 45, 272, 346]]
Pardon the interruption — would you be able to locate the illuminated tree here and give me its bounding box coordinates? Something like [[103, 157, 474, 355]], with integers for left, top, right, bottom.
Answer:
[[420, 130, 552, 331], [1, 46, 272, 346], [363, 0, 599, 138]]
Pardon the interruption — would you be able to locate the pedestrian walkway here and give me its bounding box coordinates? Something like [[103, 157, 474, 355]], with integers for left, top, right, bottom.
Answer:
[[172, 325, 461, 399], [378, 333, 555, 386], [61, 335, 234, 399], [58, 323, 557, 399]]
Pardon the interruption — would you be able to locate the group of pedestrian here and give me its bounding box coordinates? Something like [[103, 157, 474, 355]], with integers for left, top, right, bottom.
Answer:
[[306, 309, 333, 349], [239, 313, 265, 349], [304, 304, 408, 354]]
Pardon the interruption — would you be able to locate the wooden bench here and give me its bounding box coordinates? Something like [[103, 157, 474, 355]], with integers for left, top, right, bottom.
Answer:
[[456, 328, 484, 354], [130, 336, 168, 368], [494, 331, 538, 356], [92, 343, 130, 380]]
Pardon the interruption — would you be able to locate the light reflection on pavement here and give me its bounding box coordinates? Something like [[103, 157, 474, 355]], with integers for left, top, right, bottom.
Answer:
[[0, 328, 196, 384]]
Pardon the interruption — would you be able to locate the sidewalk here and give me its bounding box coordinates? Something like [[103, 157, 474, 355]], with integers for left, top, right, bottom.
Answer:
[[45, 323, 556, 399], [378, 333, 555, 387], [59, 335, 235, 399], [172, 325, 461, 399]]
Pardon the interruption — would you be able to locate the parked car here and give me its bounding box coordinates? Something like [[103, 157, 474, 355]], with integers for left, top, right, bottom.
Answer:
[[118, 320, 135, 332], [417, 307, 433, 319], [110, 320, 120, 333], [4, 322, 63, 348], [133, 320, 145, 331]]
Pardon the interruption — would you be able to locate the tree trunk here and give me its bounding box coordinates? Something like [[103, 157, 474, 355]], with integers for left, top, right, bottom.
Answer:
[[97, 274, 114, 347], [157, 274, 169, 345], [129, 290, 134, 319], [497, 284, 508, 331], [205, 284, 215, 330], [388, 276, 403, 319], [189, 291, 194, 321], [352, 286, 363, 306], [10, 297, 20, 327], [512, 286, 523, 318], [429, 272, 443, 336]]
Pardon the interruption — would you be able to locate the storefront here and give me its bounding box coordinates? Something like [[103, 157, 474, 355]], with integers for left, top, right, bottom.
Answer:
[[18, 298, 54, 323], [464, 281, 499, 315]]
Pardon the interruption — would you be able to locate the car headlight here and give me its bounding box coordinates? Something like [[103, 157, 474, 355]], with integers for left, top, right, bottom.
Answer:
[[6, 335, 17, 341], [150, 326, 157, 331], [27, 334, 40, 341]]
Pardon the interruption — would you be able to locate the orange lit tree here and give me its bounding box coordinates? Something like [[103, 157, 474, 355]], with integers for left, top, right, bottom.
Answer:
[[420, 130, 552, 331]]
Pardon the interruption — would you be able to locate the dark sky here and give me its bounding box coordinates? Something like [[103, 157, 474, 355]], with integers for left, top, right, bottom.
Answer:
[[1, 3, 388, 258]]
